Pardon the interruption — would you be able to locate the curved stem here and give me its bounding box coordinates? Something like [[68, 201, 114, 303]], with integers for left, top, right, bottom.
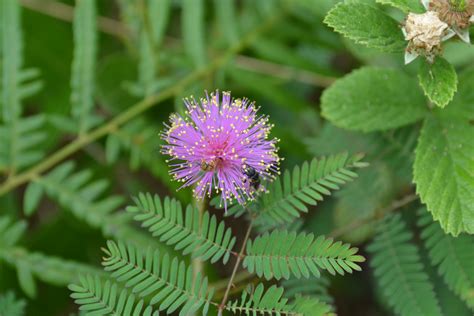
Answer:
[[218, 219, 253, 314], [0, 10, 284, 196]]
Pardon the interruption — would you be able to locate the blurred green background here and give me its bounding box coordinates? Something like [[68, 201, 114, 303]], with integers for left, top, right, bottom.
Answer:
[[1, 0, 473, 315]]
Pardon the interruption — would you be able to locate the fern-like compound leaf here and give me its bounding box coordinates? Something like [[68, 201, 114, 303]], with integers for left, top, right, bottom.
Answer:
[[367, 213, 443, 316], [127, 193, 237, 264], [0, 0, 44, 175], [243, 230, 364, 280], [71, 0, 97, 136], [0, 291, 26, 316], [418, 209, 474, 310], [226, 284, 332, 316], [25, 161, 124, 227], [69, 275, 159, 316], [102, 241, 215, 316], [252, 153, 367, 228], [225, 284, 292, 315]]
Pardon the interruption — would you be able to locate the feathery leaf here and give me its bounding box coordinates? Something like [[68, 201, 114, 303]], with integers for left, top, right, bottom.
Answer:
[[251, 153, 367, 227], [243, 230, 364, 280], [418, 209, 474, 310], [69, 275, 159, 316], [127, 193, 237, 264], [367, 214, 443, 316], [102, 241, 215, 315], [71, 0, 97, 136]]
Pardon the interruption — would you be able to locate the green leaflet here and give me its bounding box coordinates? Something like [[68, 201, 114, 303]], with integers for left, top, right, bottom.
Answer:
[[376, 0, 425, 13], [413, 104, 474, 236], [418, 209, 474, 310], [368, 214, 443, 316], [243, 230, 364, 280], [69, 275, 159, 316], [324, 3, 406, 53], [418, 57, 458, 108], [321, 67, 427, 132], [126, 193, 237, 264], [102, 241, 215, 316]]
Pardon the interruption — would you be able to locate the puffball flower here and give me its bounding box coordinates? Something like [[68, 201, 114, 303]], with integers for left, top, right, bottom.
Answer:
[[161, 91, 280, 210]]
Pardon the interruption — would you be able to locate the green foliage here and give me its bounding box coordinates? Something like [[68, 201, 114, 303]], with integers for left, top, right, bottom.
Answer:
[[281, 275, 334, 307], [324, 3, 405, 53], [0, 0, 44, 175], [23, 161, 123, 225], [244, 230, 364, 280], [183, 0, 207, 68], [104, 119, 184, 200], [0, 216, 26, 248], [375, 0, 425, 12], [368, 214, 443, 316], [214, 0, 239, 46], [1, 0, 472, 313], [225, 284, 290, 315], [102, 241, 215, 315], [22, 162, 161, 249], [0, 115, 46, 175], [1, 0, 23, 121], [246, 153, 367, 227], [418, 57, 458, 108], [122, 0, 171, 97], [0, 216, 103, 298], [226, 284, 333, 316], [126, 192, 237, 264], [291, 296, 334, 316], [0, 291, 26, 316], [69, 275, 159, 316], [333, 163, 394, 243], [413, 107, 474, 236], [71, 0, 97, 136], [418, 209, 474, 310], [321, 67, 427, 132]]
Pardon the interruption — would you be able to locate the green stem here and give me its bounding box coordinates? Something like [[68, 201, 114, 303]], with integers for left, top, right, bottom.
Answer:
[[0, 10, 284, 196]]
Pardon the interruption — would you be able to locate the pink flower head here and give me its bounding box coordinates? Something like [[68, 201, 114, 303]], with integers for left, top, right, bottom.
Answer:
[[161, 90, 280, 210]]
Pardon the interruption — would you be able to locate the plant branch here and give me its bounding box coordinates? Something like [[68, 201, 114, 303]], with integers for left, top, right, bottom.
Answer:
[[329, 193, 418, 238], [0, 9, 284, 196], [218, 219, 253, 314]]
